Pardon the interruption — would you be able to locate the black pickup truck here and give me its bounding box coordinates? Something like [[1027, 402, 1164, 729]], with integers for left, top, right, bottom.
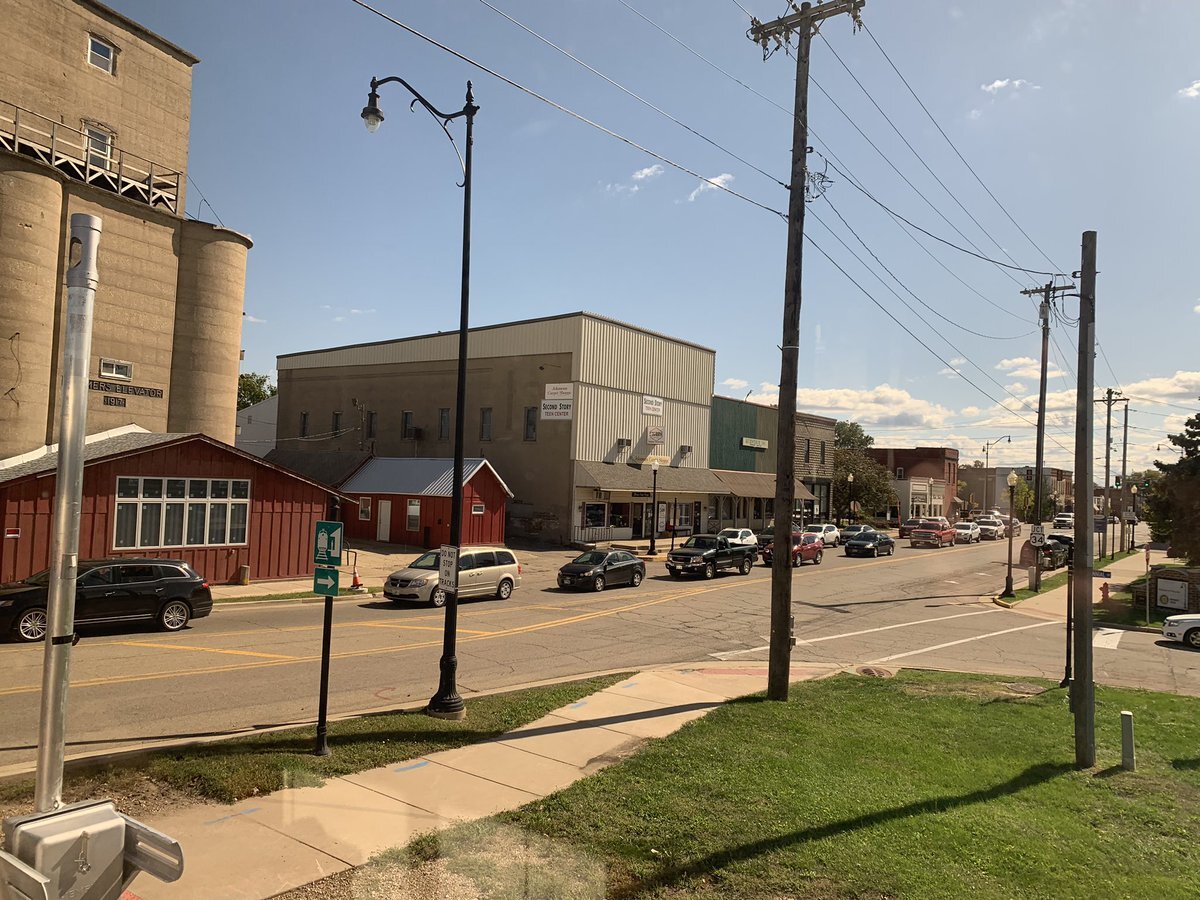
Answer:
[[665, 535, 757, 579]]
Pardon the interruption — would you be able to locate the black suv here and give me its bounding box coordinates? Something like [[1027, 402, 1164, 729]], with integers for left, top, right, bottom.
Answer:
[[1, 559, 214, 642]]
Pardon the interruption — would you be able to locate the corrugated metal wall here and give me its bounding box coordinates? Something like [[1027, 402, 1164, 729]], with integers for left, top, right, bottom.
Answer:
[[573, 383, 710, 466], [709, 397, 777, 472], [577, 317, 714, 406]]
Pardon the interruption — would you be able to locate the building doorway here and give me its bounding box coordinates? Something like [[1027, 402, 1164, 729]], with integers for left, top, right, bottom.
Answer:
[[377, 499, 392, 542]]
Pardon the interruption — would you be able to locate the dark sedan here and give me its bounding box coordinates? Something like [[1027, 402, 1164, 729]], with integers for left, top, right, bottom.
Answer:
[[1040, 539, 1070, 570], [557, 549, 645, 592], [844, 529, 896, 558], [1, 559, 213, 643]]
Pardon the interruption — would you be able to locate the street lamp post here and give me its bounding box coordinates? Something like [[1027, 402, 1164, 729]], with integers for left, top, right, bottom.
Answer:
[[648, 460, 660, 555], [1000, 470, 1018, 598], [846, 472, 855, 525], [362, 75, 479, 721], [982, 435, 1012, 512], [1129, 485, 1138, 551]]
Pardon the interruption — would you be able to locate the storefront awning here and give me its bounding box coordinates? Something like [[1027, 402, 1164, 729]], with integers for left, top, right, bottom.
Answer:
[[575, 460, 727, 495], [712, 469, 815, 502]]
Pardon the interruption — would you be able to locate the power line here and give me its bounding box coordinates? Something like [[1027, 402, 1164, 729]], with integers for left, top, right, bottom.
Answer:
[[1125, 395, 1200, 414], [186, 173, 225, 227], [347, 0, 787, 219]]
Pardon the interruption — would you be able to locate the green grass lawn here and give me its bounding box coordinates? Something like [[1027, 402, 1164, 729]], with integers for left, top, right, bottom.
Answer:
[[394, 671, 1200, 899], [1006, 548, 1137, 604], [211, 585, 385, 604], [0, 673, 627, 812]]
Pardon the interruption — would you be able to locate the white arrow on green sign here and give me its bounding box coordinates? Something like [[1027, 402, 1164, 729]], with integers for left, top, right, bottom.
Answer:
[[314, 565, 339, 597]]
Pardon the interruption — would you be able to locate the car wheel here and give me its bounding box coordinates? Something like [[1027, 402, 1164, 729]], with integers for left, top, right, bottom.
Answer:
[[814, 551, 823, 565], [872, 547, 878, 558], [496, 579, 513, 600], [158, 600, 191, 632], [14, 607, 48, 643], [703, 562, 716, 579], [430, 588, 449, 608], [791, 553, 800, 568], [593, 575, 606, 592], [1185, 629, 1200, 649], [631, 569, 643, 587], [888, 544, 895, 556], [739, 557, 752, 575], [936, 538, 943, 548]]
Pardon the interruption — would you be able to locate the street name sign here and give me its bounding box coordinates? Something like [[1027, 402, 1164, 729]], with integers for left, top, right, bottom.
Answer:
[[313, 566, 339, 596], [439, 545, 459, 591], [1093, 570, 1112, 578], [1029, 525, 1046, 548], [313, 520, 343, 565]]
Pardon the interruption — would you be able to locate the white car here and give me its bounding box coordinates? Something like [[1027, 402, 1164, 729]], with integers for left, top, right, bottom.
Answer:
[[1162, 614, 1200, 649], [953, 521, 981, 544], [1053, 514, 1074, 529], [804, 523, 841, 547], [718, 528, 758, 548], [976, 517, 1005, 540]]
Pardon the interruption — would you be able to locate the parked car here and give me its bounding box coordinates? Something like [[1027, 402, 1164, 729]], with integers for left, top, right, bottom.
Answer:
[[840, 524, 873, 541], [898, 518, 925, 539], [910, 521, 957, 548], [976, 517, 1005, 540], [997, 516, 1023, 536], [558, 549, 644, 592], [1039, 539, 1070, 569], [1, 559, 213, 643], [803, 523, 841, 547], [954, 522, 982, 544], [666, 535, 757, 579], [718, 528, 759, 548], [762, 533, 824, 567], [844, 529, 896, 558], [1162, 613, 1200, 649], [384, 546, 521, 607], [1053, 514, 1075, 529]]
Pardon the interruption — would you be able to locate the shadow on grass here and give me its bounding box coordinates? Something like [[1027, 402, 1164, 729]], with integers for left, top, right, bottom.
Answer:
[[610, 761, 1074, 899], [1171, 758, 1200, 771]]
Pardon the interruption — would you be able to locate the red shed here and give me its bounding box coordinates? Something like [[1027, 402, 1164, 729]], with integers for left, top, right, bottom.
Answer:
[[341, 457, 512, 549], [0, 428, 345, 584]]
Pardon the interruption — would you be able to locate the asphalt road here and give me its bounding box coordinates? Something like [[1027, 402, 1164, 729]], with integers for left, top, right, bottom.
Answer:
[[1, 539, 1196, 771]]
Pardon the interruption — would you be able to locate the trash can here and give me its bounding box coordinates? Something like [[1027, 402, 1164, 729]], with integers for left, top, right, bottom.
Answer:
[[1027, 566, 1037, 590], [237, 564, 250, 586]]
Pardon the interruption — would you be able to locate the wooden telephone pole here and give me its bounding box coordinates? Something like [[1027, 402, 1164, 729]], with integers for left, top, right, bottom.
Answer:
[[748, 0, 865, 701]]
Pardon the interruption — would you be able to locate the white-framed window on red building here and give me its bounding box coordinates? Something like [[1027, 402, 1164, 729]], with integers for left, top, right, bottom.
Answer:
[[358, 497, 372, 520], [406, 499, 420, 531], [114, 477, 250, 549]]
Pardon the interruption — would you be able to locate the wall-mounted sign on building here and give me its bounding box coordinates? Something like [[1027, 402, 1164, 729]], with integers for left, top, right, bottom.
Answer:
[[545, 382, 573, 400], [1156, 578, 1188, 611], [642, 395, 664, 416], [742, 437, 769, 450], [541, 399, 573, 420], [646, 425, 665, 445]]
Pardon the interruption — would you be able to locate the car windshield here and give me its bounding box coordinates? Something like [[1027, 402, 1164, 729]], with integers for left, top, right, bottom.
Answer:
[[955, 524, 972, 530], [23, 569, 51, 586], [409, 552, 439, 570], [801, 535, 819, 544], [904, 519, 922, 526], [683, 536, 715, 550], [572, 551, 608, 565], [977, 519, 1000, 526], [851, 530, 877, 540], [718, 529, 739, 538]]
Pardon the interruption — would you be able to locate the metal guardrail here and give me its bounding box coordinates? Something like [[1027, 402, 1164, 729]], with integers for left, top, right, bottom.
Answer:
[[0, 99, 181, 213]]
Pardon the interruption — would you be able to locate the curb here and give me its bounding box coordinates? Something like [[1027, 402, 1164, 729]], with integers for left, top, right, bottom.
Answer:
[[992, 596, 1019, 609], [213, 590, 382, 609], [1093, 620, 1160, 634]]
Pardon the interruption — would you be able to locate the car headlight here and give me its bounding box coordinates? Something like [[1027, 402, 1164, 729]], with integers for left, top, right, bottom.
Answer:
[[1164, 618, 1177, 627], [409, 578, 428, 587]]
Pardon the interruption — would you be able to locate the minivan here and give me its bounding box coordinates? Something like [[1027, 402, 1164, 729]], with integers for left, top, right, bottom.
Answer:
[[383, 546, 521, 608]]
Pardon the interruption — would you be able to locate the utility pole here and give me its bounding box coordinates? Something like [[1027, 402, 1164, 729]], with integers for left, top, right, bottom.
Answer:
[[1119, 403, 1129, 554], [748, 0, 864, 702], [1072, 230, 1097, 769], [1094, 389, 1127, 560]]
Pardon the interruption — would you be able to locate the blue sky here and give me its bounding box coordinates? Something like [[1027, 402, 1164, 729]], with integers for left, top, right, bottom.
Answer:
[[115, 0, 1198, 474]]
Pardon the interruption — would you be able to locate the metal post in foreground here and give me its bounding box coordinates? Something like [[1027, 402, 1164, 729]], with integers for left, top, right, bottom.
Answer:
[[313, 594, 334, 755], [648, 461, 660, 555], [1000, 475, 1017, 599], [1061, 561, 1073, 692], [34, 214, 102, 812]]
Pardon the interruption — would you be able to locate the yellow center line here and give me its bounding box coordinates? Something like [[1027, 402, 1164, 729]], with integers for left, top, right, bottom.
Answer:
[[114, 641, 300, 660], [356, 623, 494, 635]]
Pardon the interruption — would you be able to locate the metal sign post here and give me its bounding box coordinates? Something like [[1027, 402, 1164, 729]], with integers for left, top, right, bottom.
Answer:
[[312, 520, 344, 757]]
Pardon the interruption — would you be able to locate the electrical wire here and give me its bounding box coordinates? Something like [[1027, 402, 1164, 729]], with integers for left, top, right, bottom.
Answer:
[[474, 0, 786, 189], [1125, 396, 1200, 414], [186, 173, 225, 227], [347, 0, 787, 219]]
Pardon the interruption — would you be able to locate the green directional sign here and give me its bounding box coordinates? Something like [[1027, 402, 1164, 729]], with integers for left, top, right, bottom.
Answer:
[[313, 520, 343, 566], [314, 565, 339, 597]]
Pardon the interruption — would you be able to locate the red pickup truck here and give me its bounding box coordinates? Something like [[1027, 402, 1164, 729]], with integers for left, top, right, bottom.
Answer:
[[909, 520, 957, 548]]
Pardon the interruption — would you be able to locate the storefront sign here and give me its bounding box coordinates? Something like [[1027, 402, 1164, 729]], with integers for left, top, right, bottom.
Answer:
[[545, 382, 573, 400], [1156, 579, 1188, 610], [88, 380, 164, 399], [742, 437, 768, 449], [642, 395, 664, 416], [646, 425, 665, 445], [632, 491, 651, 498], [541, 399, 573, 420]]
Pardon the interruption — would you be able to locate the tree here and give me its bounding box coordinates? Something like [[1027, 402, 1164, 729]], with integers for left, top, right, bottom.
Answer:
[[238, 372, 277, 410], [833, 448, 895, 524], [834, 420, 874, 450], [1010, 479, 1034, 521], [1143, 405, 1200, 562]]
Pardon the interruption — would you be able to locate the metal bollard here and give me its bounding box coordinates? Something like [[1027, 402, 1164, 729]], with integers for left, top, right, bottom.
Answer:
[[1121, 710, 1136, 771]]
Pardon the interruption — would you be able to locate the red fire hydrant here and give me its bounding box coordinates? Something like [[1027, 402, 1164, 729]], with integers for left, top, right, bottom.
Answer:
[[1099, 582, 1111, 603]]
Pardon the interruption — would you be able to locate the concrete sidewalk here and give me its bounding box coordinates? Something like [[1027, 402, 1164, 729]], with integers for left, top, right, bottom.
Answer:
[[123, 662, 839, 900], [1005, 547, 1160, 620]]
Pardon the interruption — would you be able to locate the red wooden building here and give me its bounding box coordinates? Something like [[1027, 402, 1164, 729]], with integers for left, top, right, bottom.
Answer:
[[0, 429, 344, 584], [342, 458, 512, 549]]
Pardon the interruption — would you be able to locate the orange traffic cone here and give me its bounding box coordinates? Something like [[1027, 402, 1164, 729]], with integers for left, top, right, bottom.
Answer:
[[350, 564, 366, 592]]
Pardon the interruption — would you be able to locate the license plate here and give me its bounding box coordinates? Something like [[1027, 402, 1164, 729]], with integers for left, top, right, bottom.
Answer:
[[562, 577, 573, 584]]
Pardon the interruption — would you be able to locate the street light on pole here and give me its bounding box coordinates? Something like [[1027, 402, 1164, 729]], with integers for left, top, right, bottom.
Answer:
[[846, 472, 855, 525], [362, 75, 479, 721], [982, 434, 1011, 512], [1000, 470, 1018, 598], [648, 460, 660, 556], [1129, 484, 1138, 551]]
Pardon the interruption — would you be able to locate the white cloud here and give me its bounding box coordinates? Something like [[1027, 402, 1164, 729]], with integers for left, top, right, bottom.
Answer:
[[332, 316, 346, 323], [1193, 302, 1200, 314], [995, 356, 1064, 380], [319, 304, 332, 310], [244, 314, 266, 324], [981, 78, 1040, 94], [968, 108, 983, 120], [721, 377, 749, 391], [1006, 382, 1027, 393], [606, 164, 666, 196], [349, 308, 376, 315], [1122, 371, 1200, 402], [939, 357, 967, 378], [748, 383, 954, 428], [688, 173, 734, 202], [1178, 80, 1200, 99], [961, 406, 981, 418], [632, 164, 664, 181]]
